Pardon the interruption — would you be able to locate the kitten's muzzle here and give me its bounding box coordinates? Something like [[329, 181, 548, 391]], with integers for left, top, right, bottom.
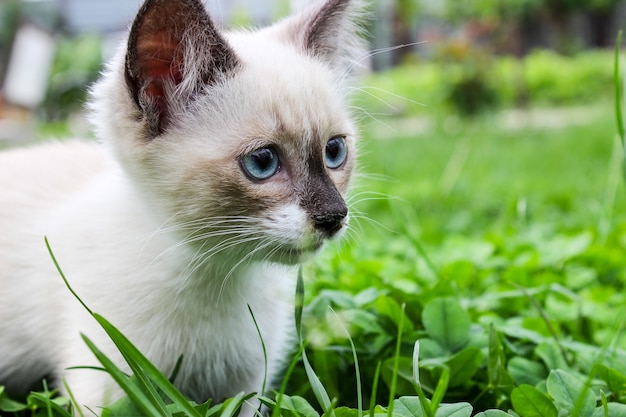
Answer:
[[303, 169, 349, 237], [312, 210, 347, 237]]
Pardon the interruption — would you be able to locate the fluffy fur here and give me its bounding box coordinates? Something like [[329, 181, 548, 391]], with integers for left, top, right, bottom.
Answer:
[[0, 0, 367, 413]]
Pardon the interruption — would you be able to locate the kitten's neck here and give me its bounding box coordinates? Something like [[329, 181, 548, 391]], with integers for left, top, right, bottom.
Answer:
[[154, 256, 297, 318]]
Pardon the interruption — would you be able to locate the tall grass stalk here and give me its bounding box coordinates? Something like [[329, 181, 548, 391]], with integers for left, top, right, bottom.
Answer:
[[295, 268, 335, 416], [614, 30, 624, 145], [411, 341, 435, 417], [247, 305, 268, 398], [386, 303, 406, 417], [268, 344, 307, 417], [329, 307, 363, 417], [62, 380, 84, 417], [368, 361, 382, 417]]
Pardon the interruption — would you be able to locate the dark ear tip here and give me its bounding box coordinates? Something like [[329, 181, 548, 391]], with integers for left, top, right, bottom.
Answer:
[[293, 0, 369, 68]]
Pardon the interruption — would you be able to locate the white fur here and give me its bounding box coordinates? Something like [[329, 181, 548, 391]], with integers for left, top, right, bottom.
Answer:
[[0, 143, 297, 405], [0, 0, 367, 413]]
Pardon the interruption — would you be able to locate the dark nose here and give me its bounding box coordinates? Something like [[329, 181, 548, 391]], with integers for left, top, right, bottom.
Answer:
[[303, 169, 349, 237], [313, 210, 347, 236]]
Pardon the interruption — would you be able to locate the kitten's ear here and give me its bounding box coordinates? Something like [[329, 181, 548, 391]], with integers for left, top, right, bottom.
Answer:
[[125, 0, 239, 137], [276, 0, 369, 72]]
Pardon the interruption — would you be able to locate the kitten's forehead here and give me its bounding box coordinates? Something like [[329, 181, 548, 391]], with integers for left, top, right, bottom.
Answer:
[[226, 30, 353, 142]]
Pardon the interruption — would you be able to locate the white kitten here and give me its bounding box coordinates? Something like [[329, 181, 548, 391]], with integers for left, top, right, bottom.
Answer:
[[0, 0, 367, 412]]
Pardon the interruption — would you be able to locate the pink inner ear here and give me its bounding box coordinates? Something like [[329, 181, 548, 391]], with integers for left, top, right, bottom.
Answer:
[[137, 32, 184, 102], [126, 0, 238, 136], [132, 30, 186, 130]]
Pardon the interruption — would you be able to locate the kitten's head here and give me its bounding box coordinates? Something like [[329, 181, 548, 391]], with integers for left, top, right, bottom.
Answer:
[[90, 0, 368, 266]]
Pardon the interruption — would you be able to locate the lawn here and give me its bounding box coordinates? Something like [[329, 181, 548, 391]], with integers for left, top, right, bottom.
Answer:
[[2, 102, 626, 415], [292, 102, 626, 415]]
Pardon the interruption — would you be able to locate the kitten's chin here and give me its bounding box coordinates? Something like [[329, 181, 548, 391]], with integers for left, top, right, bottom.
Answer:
[[268, 241, 325, 265], [262, 227, 347, 265], [279, 227, 348, 265]]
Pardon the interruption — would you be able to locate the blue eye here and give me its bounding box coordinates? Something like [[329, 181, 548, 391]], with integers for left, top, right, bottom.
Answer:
[[241, 147, 280, 180], [325, 136, 348, 169]]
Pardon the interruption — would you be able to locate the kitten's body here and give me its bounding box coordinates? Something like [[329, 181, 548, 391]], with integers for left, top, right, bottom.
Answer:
[[0, 0, 366, 411]]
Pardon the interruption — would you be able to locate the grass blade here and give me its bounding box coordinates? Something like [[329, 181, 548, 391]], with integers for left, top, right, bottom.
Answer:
[[45, 237, 92, 316], [615, 30, 624, 144], [301, 344, 333, 414], [219, 392, 252, 417], [412, 384, 433, 417], [248, 304, 268, 396], [387, 303, 406, 417], [295, 268, 334, 416], [93, 313, 202, 417], [329, 307, 363, 417], [28, 392, 72, 417], [270, 344, 306, 417], [40, 380, 62, 417], [96, 318, 172, 417], [369, 361, 382, 417], [412, 341, 420, 386], [62, 380, 85, 417], [295, 267, 305, 337], [81, 333, 162, 416], [600, 391, 609, 417], [169, 355, 184, 384], [248, 304, 269, 416], [411, 341, 434, 417], [430, 366, 450, 412]]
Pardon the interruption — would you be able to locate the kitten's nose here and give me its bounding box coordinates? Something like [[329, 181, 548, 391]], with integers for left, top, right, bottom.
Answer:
[[313, 210, 347, 236], [304, 171, 348, 237]]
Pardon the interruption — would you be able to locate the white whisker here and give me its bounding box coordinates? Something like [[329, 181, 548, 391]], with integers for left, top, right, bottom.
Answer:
[[352, 172, 394, 183], [218, 238, 278, 302], [365, 42, 427, 60], [181, 233, 266, 281], [337, 42, 427, 87], [352, 87, 399, 112], [349, 105, 396, 130]]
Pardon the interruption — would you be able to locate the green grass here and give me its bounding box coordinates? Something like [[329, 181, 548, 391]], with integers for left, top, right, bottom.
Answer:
[[293, 102, 626, 414], [3, 98, 626, 415], [360, 106, 624, 241]]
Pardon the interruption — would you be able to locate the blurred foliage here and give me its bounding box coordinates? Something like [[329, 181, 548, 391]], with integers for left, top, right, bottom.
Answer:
[[395, 0, 421, 26], [357, 48, 614, 118], [434, 42, 499, 116], [404, 0, 624, 58], [0, 0, 23, 83], [41, 34, 103, 121], [523, 49, 613, 104], [0, 0, 59, 47], [542, 0, 622, 12], [442, 0, 542, 23], [442, 0, 620, 21], [0, 1, 20, 44]]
